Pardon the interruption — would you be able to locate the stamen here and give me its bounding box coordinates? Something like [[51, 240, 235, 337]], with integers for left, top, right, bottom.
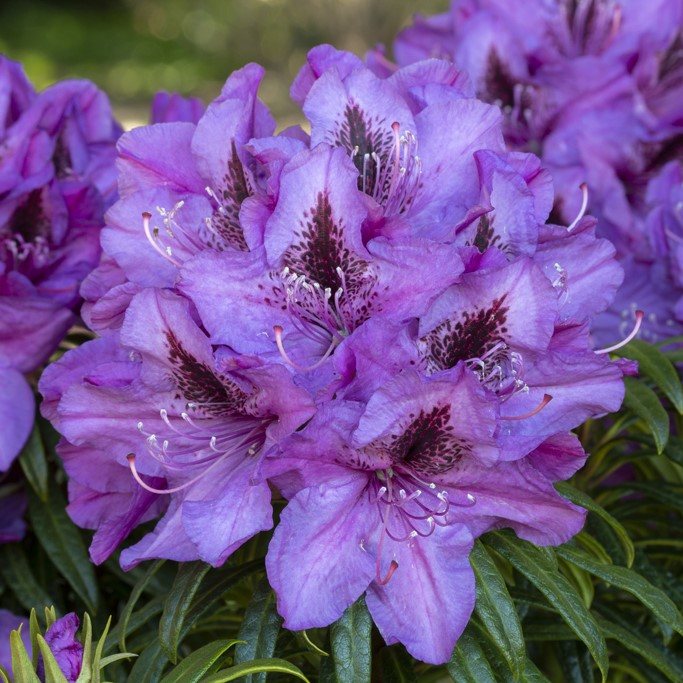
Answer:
[[142, 211, 181, 266], [596, 309, 644, 354], [376, 560, 399, 586], [273, 324, 337, 371], [567, 183, 588, 232], [503, 394, 553, 420]]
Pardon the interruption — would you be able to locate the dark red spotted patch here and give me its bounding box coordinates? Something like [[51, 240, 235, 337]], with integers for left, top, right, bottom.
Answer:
[[282, 190, 376, 328], [422, 295, 510, 370], [166, 332, 249, 416], [484, 50, 516, 108], [10, 189, 51, 242], [210, 142, 250, 251], [390, 404, 471, 476]]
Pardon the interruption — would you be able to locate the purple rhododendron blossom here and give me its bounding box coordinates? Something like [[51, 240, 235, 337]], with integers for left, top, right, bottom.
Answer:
[[390, 0, 683, 343], [0, 54, 121, 471], [41, 48, 630, 664]]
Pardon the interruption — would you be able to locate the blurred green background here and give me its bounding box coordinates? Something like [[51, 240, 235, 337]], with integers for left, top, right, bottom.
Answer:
[[0, 0, 445, 128]]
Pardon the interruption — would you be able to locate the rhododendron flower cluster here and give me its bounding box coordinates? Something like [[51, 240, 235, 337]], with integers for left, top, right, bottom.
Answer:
[[0, 55, 121, 472], [388, 0, 683, 344], [41, 49, 631, 664]]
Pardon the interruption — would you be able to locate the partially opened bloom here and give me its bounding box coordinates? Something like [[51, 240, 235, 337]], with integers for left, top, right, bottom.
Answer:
[[391, 0, 683, 342], [0, 54, 121, 470], [37, 613, 84, 682]]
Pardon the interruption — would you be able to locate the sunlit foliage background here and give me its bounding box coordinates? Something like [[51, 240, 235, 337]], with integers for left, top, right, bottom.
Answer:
[[0, 0, 443, 128]]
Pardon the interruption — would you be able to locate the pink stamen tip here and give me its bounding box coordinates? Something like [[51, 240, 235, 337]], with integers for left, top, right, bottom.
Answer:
[[273, 324, 336, 372], [142, 211, 152, 220], [567, 183, 589, 232], [505, 394, 553, 421], [596, 310, 644, 354], [377, 560, 399, 586], [391, 121, 400, 132]]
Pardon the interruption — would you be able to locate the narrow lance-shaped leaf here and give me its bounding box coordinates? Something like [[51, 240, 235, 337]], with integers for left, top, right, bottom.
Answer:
[[617, 340, 683, 414], [234, 576, 282, 683], [623, 377, 670, 454], [118, 559, 165, 652], [555, 483, 634, 567], [485, 532, 609, 682], [328, 597, 372, 683], [160, 640, 242, 683], [557, 544, 683, 636], [448, 626, 497, 683], [159, 562, 211, 664], [0, 545, 54, 613], [27, 488, 100, 613], [202, 659, 311, 683], [470, 540, 526, 678], [18, 421, 48, 502]]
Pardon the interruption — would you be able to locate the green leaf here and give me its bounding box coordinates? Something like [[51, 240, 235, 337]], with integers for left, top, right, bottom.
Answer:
[[104, 596, 164, 655], [617, 340, 683, 414], [0, 544, 54, 612], [118, 559, 164, 652], [127, 640, 169, 683], [329, 597, 372, 683], [556, 641, 595, 683], [623, 377, 670, 453], [596, 613, 683, 682], [159, 562, 211, 663], [180, 559, 264, 639], [557, 544, 683, 635], [10, 628, 40, 683], [234, 577, 282, 682], [160, 639, 241, 683], [75, 612, 93, 683], [378, 645, 417, 683], [36, 634, 68, 683], [27, 488, 99, 613], [203, 659, 310, 683], [300, 630, 328, 657], [18, 421, 48, 501], [90, 616, 112, 683], [448, 628, 497, 683], [556, 483, 634, 567], [470, 540, 525, 678], [486, 532, 608, 682], [160, 559, 264, 664]]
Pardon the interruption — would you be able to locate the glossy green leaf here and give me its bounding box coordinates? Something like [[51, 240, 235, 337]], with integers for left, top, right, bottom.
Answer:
[[623, 377, 670, 453], [159, 561, 211, 663], [27, 488, 99, 613], [486, 532, 608, 682], [556, 483, 634, 566], [329, 597, 372, 683], [0, 544, 54, 612], [203, 658, 310, 682], [470, 540, 525, 678], [596, 614, 683, 682], [617, 340, 683, 413], [160, 639, 241, 683], [448, 628, 496, 683], [234, 577, 282, 682], [118, 559, 164, 652], [18, 421, 48, 502], [127, 640, 169, 683], [557, 544, 683, 635]]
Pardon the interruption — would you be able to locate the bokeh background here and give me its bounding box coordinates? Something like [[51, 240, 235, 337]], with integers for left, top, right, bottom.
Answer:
[[0, 0, 445, 128]]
